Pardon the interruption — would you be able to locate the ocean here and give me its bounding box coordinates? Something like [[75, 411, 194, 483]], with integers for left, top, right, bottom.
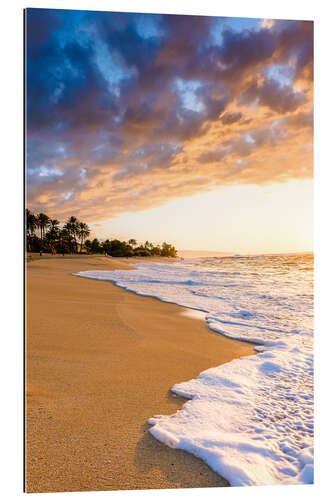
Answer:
[[75, 253, 314, 486]]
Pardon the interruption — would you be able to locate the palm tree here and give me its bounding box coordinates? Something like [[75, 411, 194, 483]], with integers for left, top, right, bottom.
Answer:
[[64, 216, 80, 252], [59, 227, 74, 255], [26, 209, 37, 236], [45, 219, 60, 253], [36, 213, 50, 240], [144, 240, 154, 251], [49, 219, 60, 231], [78, 222, 90, 253], [26, 209, 37, 252], [128, 239, 137, 247]]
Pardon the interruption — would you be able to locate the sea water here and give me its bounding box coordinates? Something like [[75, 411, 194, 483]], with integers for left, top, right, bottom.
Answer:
[[74, 253, 314, 486]]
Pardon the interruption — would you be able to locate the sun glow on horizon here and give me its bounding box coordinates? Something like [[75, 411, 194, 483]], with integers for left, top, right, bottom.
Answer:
[[90, 178, 313, 254]]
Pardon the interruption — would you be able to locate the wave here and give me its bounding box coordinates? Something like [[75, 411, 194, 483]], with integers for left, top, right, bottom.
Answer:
[[74, 255, 313, 486]]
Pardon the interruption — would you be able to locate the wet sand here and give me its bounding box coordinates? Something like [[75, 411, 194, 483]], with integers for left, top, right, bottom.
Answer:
[[25, 255, 255, 493]]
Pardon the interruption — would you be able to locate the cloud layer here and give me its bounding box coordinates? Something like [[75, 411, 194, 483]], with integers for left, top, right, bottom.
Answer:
[[26, 9, 313, 222]]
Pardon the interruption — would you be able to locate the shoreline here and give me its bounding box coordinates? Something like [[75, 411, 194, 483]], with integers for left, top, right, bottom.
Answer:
[[26, 254, 255, 493]]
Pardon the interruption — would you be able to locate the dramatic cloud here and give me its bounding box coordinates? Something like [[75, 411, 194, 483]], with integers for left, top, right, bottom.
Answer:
[[221, 112, 243, 125], [26, 9, 313, 222]]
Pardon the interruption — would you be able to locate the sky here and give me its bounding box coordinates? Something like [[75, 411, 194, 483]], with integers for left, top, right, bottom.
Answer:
[[26, 9, 313, 253]]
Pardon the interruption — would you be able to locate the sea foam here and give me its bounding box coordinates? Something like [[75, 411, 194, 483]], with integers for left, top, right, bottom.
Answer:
[[74, 253, 313, 486]]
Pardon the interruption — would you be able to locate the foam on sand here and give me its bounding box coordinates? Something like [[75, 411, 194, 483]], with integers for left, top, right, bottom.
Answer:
[[74, 254, 313, 486]]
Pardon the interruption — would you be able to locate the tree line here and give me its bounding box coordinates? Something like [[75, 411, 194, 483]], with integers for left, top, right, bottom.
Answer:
[[26, 209, 178, 258]]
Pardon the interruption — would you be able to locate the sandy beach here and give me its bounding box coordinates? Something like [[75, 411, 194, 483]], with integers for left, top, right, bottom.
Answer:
[[25, 254, 255, 493]]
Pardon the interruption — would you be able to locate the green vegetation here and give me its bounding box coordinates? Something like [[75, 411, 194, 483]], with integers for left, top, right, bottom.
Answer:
[[25, 209, 177, 258]]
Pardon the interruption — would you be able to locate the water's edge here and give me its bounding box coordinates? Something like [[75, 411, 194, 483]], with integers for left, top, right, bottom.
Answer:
[[73, 255, 313, 486]]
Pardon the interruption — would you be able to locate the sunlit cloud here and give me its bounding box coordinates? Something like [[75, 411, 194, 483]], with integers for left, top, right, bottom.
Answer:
[[26, 9, 313, 226]]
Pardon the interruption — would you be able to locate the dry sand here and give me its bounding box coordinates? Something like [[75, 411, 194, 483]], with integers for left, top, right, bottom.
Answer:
[[25, 255, 255, 493]]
